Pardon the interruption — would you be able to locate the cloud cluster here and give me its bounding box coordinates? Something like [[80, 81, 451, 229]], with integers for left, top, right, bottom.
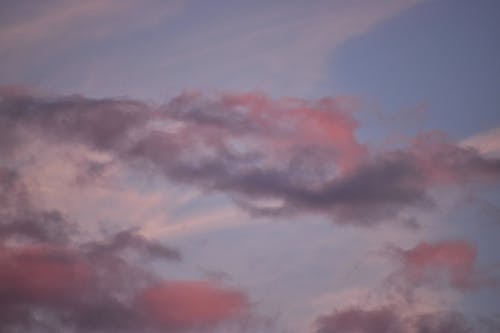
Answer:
[[2, 86, 500, 331], [2, 87, 500, 227], [0, 242, 247, 332], [0, 161, 247, 332], [313, 239, 499, 333]]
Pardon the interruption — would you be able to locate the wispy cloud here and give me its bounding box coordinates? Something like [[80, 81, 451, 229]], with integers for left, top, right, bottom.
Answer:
[[0, 0, 184, 50], [461, 127, 500, 158], [0, 0, 428, 100]]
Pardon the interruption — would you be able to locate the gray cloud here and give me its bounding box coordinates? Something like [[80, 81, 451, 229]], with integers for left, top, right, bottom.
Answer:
[[0, 161, 234, 333], [315, 308, 475, 333], [2, 87, 500, 227], [84, 228, 181, 262], [0, 166, 73, 244]]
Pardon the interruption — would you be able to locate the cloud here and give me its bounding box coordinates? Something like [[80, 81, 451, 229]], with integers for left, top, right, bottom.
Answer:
[[0, 242, 247, 332], [0, 0, 428, 100], [411, 132, 500, 184], [0, 0, 184, 51], [412, 312, 473, 333], [0, 245, 92, 306], [0, 229, 244, 332], [136, 280, 247, 331], [84, 228, 181, 261], [312, 240, 499, 333], [400, 241, 477, 290], [315, 307, 404, 333], [0, 243, 135, 332], [461, 127, 500, 158], [314, 307, 473, 333], [389, 240, 496, 291], [2, 88, 500, 226], [0, 166, 73, 244], [0, 157, 250, 332]]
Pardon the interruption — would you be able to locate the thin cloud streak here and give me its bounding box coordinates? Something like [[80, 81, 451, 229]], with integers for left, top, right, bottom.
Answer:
[[0, 0, 428, 100], [0, 0, 185, 51]]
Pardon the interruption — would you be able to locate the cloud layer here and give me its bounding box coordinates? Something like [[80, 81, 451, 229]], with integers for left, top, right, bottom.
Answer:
[[2, 87, 500, 226], [1, 86, 500, 331]]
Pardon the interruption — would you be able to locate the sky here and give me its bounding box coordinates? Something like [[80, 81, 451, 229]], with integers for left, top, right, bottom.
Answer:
[[0, 1, 500, 332]]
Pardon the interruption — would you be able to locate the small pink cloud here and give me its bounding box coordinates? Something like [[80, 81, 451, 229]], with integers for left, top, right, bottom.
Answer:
[[136, 280, 248, 331], [0, 245, 92, 305], [393, 240, 488, 290]]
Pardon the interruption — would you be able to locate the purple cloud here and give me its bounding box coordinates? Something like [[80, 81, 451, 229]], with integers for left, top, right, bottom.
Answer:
[[2, 87, 500, 226], [315, 307, 474, 333]]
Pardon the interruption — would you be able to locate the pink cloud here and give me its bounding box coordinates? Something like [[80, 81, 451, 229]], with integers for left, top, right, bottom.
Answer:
[[411, 131, 500, 185], [461, 127, 500, 158], [393, 240, 490, 291], [217, 92, 366, 174], [0, 240, 246, 331], [2, 88, 500, 226], [136, 280, 248, 331], [0, 165, 241, 331], [0, 245, 92, 305]]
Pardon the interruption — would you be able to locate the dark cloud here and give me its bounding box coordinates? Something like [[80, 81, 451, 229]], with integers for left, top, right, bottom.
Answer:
[[0, 86, 151, 156], [315, 308, 474, 333], [3, 88, 499, 226], [315, 307, 404, 333], [412, 312, 473, 333], [0, 166, 72, 244], [84, 228, 181, 262]]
